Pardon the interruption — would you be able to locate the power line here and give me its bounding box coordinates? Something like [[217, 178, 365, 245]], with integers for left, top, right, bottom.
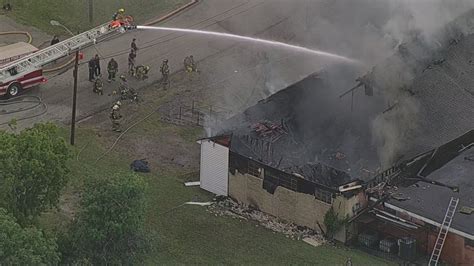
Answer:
[[75, 0, 267, 66], [46, 0, 267, 83], [105, 1, 255, 57]]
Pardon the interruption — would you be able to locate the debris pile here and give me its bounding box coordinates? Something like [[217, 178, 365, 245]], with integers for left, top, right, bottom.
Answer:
[[208, 197, 326, 245], [251, 120, 288, 142]]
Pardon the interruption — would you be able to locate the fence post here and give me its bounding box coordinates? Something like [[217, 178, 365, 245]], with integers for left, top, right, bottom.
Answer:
[[209, 105, 213, 124]]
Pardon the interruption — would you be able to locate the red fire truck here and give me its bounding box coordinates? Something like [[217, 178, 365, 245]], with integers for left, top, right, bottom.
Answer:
[[0, 42, 47, 97], [0, 16, 135, 98]]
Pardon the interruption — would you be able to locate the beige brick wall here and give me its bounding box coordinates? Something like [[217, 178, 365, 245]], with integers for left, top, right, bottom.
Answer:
[[228, 170, 333, 233]]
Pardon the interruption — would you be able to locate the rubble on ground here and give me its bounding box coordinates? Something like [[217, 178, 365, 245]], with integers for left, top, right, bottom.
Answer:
[[207, 196, 326, 246]]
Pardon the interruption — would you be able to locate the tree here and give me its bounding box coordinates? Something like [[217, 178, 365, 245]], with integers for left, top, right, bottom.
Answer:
[[0, 123, 70, 224], [64, 173, 148, 264], [323, 206, 348, 239], [0, 208, 59, 264]]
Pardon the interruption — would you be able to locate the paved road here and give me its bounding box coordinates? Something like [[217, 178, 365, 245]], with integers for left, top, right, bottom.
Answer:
[[0, 0, 412, 129]]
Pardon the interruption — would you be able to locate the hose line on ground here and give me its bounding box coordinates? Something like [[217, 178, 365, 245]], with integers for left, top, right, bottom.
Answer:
[[0, 31, 32, 43]]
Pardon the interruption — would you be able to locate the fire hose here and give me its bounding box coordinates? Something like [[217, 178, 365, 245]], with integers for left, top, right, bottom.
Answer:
[[0, 95, 47, 126], [0, 31, 32, 44]]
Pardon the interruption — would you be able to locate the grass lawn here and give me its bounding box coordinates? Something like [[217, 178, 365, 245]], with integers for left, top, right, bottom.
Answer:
[[38, 119, 394, 265], [6, 0, 188, 35]]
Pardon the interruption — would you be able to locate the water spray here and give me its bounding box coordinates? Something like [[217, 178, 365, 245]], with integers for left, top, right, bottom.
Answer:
[[136, 25, 358, 64]]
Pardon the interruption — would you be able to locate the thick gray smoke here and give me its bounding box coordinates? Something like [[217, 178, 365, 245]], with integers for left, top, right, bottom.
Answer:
[[212, 0, 474, 168]]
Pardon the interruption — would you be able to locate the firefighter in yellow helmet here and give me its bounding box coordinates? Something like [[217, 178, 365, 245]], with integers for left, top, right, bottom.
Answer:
[[110, 101, 122, 132], [113, 8, 125, 20], [135, 65, 150, 80], [93, 76, 103, 95], [184, 55, 197, 73]]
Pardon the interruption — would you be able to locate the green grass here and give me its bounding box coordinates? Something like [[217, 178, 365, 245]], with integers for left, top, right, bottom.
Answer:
[[7, 0, 188, 35], [37, 123, 394, 265]]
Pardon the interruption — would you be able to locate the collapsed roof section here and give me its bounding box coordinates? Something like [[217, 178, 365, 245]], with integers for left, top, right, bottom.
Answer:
[[208, 8, 474, 193], [211, 70, 382, 189]]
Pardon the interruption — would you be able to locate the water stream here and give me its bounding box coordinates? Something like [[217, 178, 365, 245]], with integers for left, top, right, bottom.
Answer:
[[137, 25, 358, 64]]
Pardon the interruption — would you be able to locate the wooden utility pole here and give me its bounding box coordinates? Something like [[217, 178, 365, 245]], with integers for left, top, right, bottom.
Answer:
[[70, 51, 79, 145], [88, 0, 93, 24]]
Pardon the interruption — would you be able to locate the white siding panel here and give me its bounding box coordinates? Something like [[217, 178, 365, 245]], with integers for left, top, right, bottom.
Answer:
[[199, 140, 229, 195]]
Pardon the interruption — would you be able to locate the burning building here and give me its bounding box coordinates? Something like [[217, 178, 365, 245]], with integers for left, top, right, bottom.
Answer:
[[198, 70, 382, 242], [197, 7, 474, 265]]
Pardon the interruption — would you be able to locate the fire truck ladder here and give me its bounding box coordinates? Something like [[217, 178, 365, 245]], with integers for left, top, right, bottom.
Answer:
[[0, 22, 120, 85], [428, 197, 459, 266]]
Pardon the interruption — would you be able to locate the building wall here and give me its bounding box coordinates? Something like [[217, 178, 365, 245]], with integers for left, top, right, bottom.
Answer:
[[229, 170, 331, 232], [369, 211, 474, 265], [428, 231, 474, 265], [229, 167, 367, 244], [333, 190, 367, 218], [333, 191, 367, 242], [199, 140, 229, 196], [393, 208, 474, 265]]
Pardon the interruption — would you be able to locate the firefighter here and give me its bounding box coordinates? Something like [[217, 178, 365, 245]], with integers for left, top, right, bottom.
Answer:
[[119, 74, 128, 96], [93, 77, 103, 95], [184, 55, 197, 73], [128, 51, 136, 76], [125, 87, 139, 102], [88, 57, 95, 82], [2, 3, 12, 11], [110, 101, 122, 132], [93, 54, 101, 77], [50, 35, 60, 46], [120, 74, 127, 83], [107, 58, 118, 82], [160, 59, 170, 88], [112, 8, 125, 21], [135, 65, 150, 80], [131, 38, 138, 54], [346, 257, 352, 266]]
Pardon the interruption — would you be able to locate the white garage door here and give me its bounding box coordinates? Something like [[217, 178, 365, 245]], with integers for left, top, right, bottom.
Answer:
[[199, 139, 229, 196]]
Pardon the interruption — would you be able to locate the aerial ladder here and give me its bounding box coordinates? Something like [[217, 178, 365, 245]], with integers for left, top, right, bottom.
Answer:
[[428, 197, 459, 266], [0, 20, 135, 87]]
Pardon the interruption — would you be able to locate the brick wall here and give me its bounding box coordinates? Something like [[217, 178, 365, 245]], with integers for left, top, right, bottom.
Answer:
[[229, 170, 332, 233], [428, 231, 474, 265]]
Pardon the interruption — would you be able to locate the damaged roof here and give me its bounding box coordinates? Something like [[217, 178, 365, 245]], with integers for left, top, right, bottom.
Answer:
[[211, 9, 474, 192], [387, 146, 474, 237], [216, 71, 382, 188]]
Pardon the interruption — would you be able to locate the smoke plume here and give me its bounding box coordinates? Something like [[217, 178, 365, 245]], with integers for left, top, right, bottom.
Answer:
[[212, 0, 474, 169]]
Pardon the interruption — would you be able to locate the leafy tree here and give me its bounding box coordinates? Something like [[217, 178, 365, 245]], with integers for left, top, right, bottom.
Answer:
[[0, 123, 70, 224], [0, 208, 59, 264], [323, 206, 348, 239], [64, 173, 148, 264]]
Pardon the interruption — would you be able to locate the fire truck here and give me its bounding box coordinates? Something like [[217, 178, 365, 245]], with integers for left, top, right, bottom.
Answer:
[[0, 18, 135, 98], [0, 42, 46, 97]]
